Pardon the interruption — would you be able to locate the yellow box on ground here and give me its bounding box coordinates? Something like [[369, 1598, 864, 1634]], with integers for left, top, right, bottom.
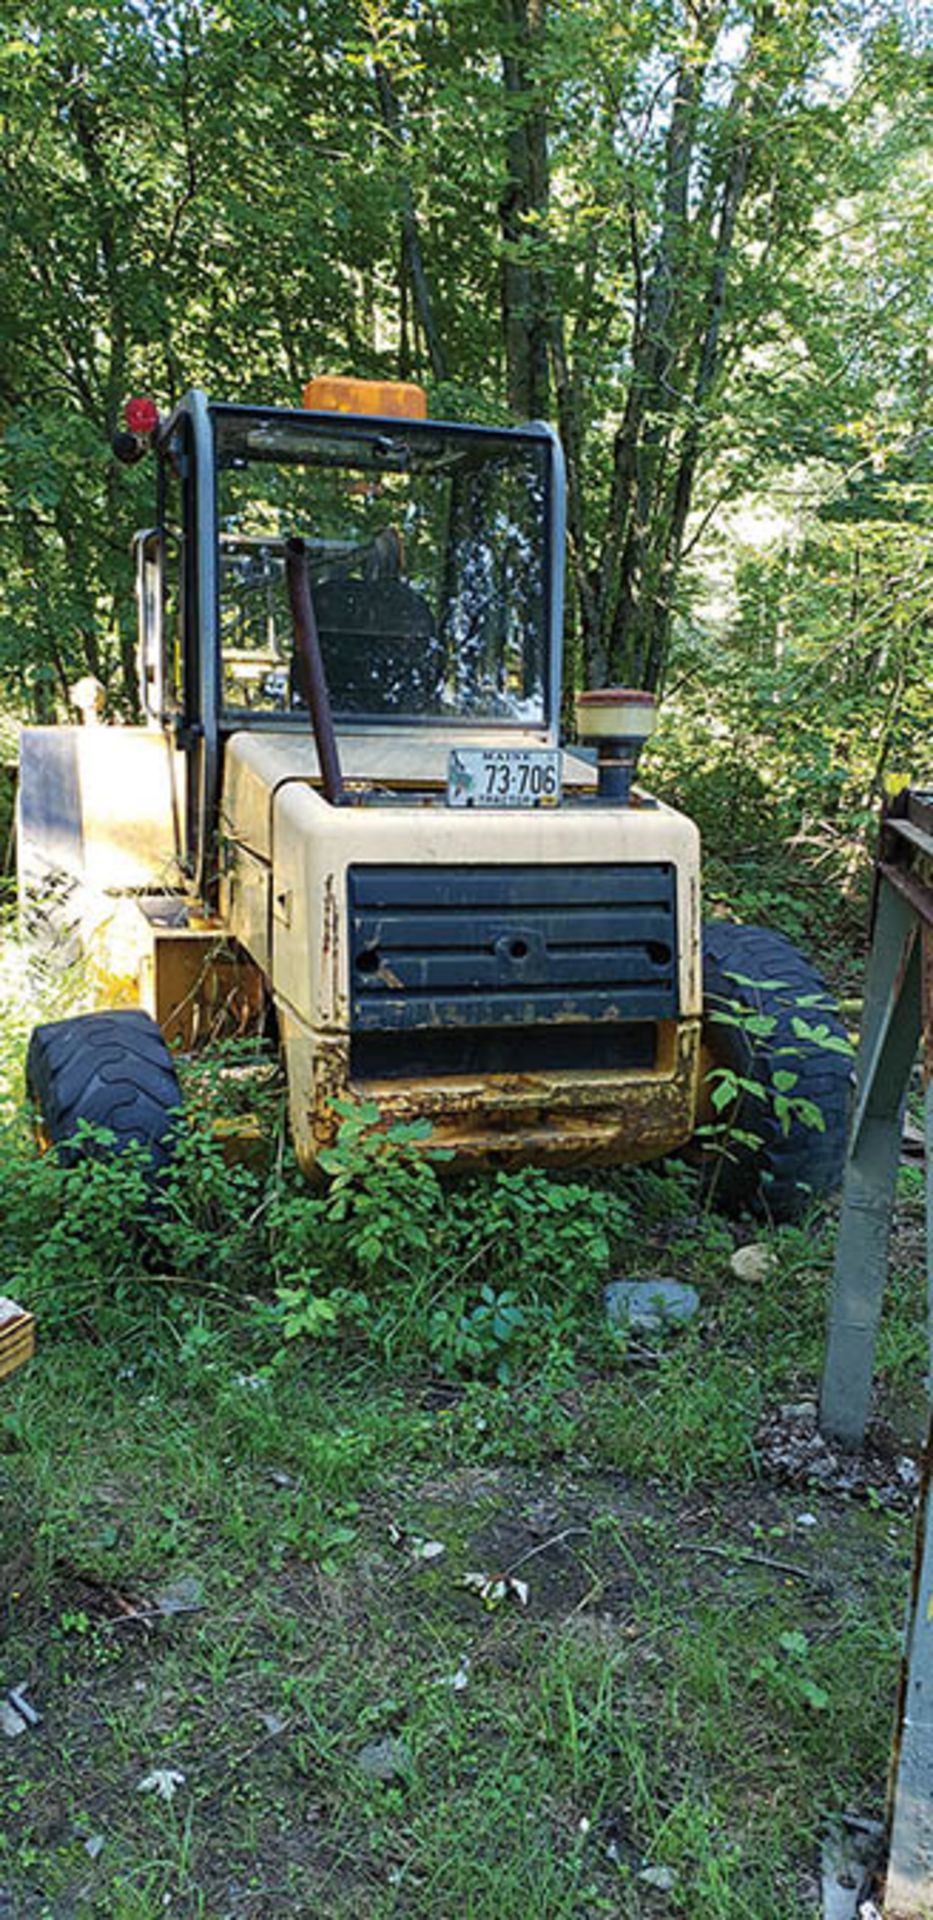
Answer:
[[0, 1297, 35, 1383]]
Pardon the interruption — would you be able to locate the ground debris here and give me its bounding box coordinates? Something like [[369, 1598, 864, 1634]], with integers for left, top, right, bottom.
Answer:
[[412, 1538, 446, 1561], [638, 1863, 677, 1891], [821, 1813, 885, 1919], [387, 1520, 447, 1562], [435, 1655, 471, 1691], [605, 1277, 699, 1333], [460, 1570, 529, 1609], [675, 1540, 827, 1589], [137, 1767, 186, 1802], [153, 1574, 205, 1616], [6, 1684, 39, 1728], [356, 1736, 413, 1783], [730, 1244, 777, 1283], [757, 1402, 919, 1506]]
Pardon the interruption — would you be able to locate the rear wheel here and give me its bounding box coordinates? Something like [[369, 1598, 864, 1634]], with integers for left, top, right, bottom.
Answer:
[[26, 1009, 181, 1172], [700, 923, 851, 1221]]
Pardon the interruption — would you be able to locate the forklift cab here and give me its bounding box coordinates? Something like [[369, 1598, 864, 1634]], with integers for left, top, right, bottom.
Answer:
[[135, 383, 566, 888]]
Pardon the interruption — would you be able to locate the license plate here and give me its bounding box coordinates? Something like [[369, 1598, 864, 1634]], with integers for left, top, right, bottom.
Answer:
[[447, 747, 562, 809]]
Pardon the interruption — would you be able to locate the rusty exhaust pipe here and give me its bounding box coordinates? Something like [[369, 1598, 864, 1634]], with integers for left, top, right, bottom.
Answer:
[[285, 537, 346, 807]]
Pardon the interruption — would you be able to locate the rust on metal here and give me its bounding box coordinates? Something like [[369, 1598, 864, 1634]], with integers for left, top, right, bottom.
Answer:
[[321, 872, 342, 1015], [148, 931, 266, 1051], [296, 1018, 701, 1175]]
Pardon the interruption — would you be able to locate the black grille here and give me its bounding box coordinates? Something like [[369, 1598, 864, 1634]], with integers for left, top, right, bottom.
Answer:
[[350, 1023, 657, 1081], [348, 864, 678, 1032]]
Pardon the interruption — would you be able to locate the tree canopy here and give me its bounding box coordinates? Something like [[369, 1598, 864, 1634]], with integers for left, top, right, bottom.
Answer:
[[0, 0, 929, 750]]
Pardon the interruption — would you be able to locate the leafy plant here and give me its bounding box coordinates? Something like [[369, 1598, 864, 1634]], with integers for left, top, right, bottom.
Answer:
[[751, 1631, 830, 1714], [269, 1101, 450, 1291], [245, 1110, 637, 1380], [699, 969, 853, 1207], [429, 1285, 538, 1383], [148, 1111, 268, 1288], [0, 1122, 155, 1321]]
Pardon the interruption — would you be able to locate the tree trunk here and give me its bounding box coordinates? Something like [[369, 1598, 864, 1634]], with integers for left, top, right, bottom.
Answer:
[[373, 59, 449, 385], [499, 0, 550, 421], [597, 34, 711, 689], [562, 1, 781, 693]]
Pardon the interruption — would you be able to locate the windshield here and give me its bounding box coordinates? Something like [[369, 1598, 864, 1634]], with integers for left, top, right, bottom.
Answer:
[[213, 409, 550, 727]]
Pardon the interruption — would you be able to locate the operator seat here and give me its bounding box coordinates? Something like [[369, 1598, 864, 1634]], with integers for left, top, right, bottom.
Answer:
[[311, 576, 444, 713]]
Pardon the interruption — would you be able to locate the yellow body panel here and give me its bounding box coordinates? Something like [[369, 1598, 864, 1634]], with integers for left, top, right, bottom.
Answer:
[[220, 730, 702, 1174], [221, 729, 596, 863], [19, 726, 184, 892]]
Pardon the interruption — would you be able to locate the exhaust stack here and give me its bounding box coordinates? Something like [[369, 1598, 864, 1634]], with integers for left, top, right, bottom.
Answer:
[[285, 537, 346, 808]]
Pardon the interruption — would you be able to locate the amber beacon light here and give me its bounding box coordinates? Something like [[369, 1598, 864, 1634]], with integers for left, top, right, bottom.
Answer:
[[301, 375, 428, 420]]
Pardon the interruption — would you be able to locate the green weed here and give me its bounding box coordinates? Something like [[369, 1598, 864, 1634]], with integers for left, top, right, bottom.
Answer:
[[0, 927, 922, 1918]]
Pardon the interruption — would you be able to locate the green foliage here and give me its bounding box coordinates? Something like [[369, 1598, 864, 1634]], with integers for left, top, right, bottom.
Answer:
[[751, 1631, 831, 1715], [0, 1122, 151, 1321], [148, 1118, 268, 1288], [0, 1281, 908, 1918], [428, 1284, 540, 1383], [0, 1070, 634, 1383], [313, 1099, 451, 1273], [650, 489, 933, 953], [264, 1112, 632, 1380], [448, 1166, 630, 1296], [0, 0, 928, 736], [699, 974, 852, 1191]]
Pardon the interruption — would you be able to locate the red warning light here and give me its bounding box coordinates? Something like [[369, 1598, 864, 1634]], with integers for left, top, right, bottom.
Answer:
[[125, 396, 159, 435]]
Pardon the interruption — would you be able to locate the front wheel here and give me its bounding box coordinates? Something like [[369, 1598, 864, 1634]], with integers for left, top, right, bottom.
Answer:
[[26, 1009, 181, 1174], [700, 923, 852, 1221]]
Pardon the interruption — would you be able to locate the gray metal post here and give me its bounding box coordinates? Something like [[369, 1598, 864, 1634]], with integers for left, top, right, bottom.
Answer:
[[819, 878, 921, 1449], [927, 1064, 933, 1399], [882, 977, 933, 1914], [813, 795, 933, 1910], [885, 1413, 933, 1916]]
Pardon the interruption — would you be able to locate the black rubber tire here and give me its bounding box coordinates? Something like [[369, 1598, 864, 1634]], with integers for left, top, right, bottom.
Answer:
[[701, 923, 851, 1221], [26, 1009, 181, 1173]]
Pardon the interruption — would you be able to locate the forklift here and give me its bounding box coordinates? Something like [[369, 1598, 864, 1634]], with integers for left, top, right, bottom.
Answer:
[[19, 377, 850, 1216]]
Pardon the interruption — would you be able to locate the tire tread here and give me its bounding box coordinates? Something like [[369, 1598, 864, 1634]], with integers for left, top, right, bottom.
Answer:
[[27, 1009, 181, 1172], [702, 922, 851, 1220]]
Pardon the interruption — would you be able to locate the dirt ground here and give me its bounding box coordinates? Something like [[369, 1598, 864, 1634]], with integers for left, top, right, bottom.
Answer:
[[0, 1431, 913, 1920]]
